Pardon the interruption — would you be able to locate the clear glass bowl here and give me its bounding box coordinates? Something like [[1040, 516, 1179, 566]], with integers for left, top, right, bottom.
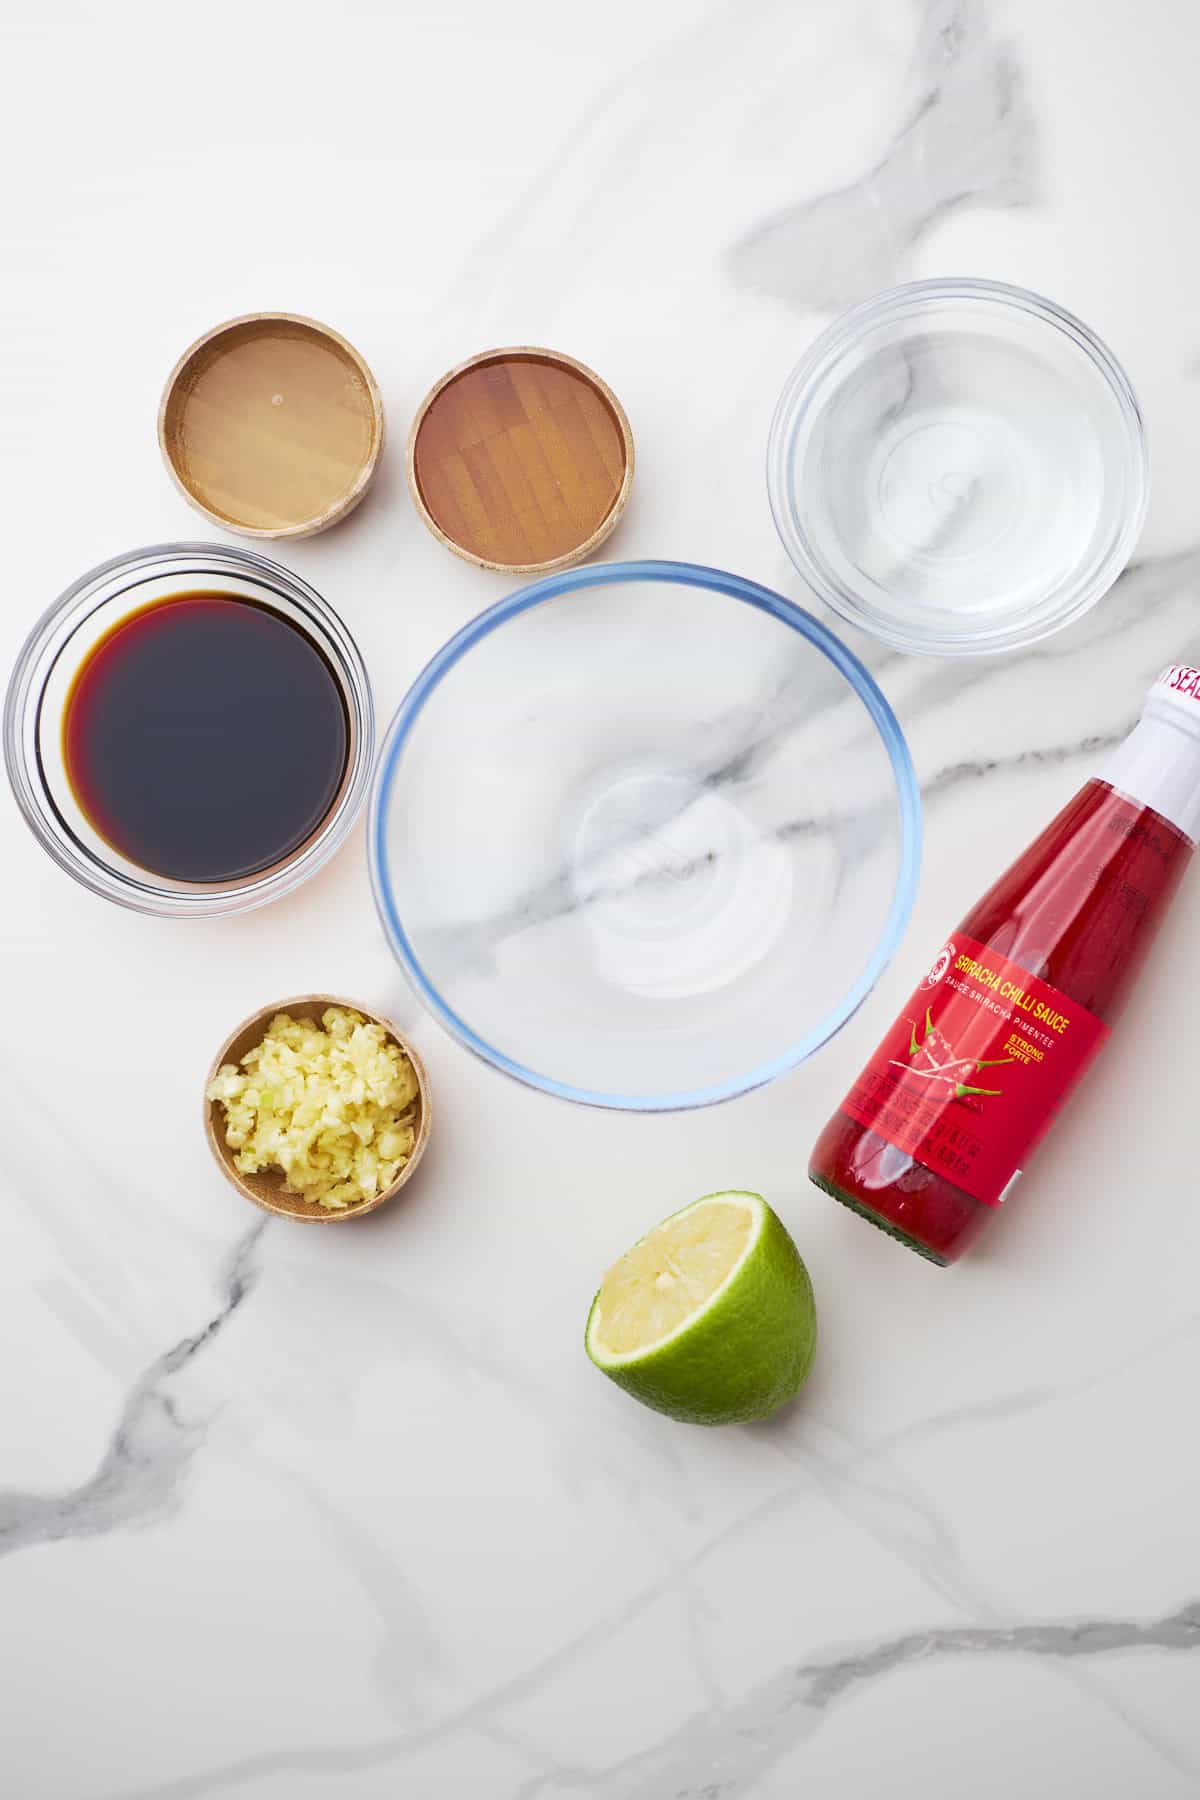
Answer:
[[4, 542, 374, 916], [768, 279, 1148, 657], [369, 559, 921, 1110]]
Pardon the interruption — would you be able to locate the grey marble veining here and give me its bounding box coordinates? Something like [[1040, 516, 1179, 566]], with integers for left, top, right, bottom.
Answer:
[[727, 0, 1037, 311], [94, 1587, 1200, 1800], [0, 1226, 263, 1559], [601, 1605, 1200, 1800]]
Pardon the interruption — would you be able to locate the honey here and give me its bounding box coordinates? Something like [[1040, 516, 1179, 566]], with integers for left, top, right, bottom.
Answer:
[[409, 349, 632, 570]]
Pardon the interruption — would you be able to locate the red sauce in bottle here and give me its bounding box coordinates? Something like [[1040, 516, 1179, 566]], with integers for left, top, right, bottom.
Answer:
[[811, 777, 1192, 1263]]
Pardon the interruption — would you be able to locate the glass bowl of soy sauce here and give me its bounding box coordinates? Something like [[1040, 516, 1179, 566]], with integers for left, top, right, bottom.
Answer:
[[4, 543, 373, 915]]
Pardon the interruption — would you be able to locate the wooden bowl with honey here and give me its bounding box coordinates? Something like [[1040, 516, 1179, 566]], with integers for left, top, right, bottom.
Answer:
[[406, 346, 634, 574], [205, 995, 431, 1222]]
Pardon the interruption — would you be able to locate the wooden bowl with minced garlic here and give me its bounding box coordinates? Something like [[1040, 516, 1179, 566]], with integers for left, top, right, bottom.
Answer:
[[204, 994, 431, 1222]]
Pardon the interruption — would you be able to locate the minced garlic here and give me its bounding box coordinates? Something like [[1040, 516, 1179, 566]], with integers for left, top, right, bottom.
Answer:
[[208, 1007, 419, 1210]]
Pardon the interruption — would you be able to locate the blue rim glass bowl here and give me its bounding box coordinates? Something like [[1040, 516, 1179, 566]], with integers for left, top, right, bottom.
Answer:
[[369, 559, 921, 1110], [768, 279, 1148, 657]]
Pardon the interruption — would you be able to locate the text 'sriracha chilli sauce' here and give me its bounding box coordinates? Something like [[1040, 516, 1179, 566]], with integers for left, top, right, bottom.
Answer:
[[810, 667, 1200, 1264]]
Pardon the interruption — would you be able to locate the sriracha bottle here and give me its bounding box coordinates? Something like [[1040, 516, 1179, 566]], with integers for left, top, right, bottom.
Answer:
[[810, 666, 1200, 1264]]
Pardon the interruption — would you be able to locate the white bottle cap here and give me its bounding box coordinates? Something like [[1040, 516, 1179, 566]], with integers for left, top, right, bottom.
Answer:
[[1146, 666, 1200, 740], [1095, 665, 1200, 842]]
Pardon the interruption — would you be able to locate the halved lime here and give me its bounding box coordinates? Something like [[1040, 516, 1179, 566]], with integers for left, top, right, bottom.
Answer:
[[585, 1191, 816, 1425]]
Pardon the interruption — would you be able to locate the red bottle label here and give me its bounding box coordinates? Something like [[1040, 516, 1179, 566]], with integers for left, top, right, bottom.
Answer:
[[839, 934, 1111, 1206]]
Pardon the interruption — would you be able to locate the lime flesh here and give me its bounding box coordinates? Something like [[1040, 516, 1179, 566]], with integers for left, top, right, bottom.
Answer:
[[585, 1192, 816, 1425]]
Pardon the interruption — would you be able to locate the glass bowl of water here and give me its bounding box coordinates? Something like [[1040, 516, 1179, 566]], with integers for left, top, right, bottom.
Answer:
[[369, 560, 921, 1110], [768, 279, 1148, 657]]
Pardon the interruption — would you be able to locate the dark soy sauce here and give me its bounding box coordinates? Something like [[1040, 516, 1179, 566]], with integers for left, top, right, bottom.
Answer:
[[62, 593, 349, 883]]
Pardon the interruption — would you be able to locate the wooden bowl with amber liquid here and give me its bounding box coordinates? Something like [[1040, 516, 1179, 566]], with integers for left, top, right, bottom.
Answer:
[[205, 995, 431, 1222]]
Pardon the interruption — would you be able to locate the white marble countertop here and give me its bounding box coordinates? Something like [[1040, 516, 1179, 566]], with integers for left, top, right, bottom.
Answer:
[[4, 2, 1200, 1795]]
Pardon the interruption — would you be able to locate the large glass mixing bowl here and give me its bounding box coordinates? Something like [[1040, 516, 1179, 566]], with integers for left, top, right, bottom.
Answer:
[[369, 560, 920, 1109]]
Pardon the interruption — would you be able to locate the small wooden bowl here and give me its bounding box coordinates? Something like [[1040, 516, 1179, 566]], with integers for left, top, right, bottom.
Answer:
[[204, 995, 430, 1222], [406, 346, 634, 574], [160, 313, 385, 540]]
